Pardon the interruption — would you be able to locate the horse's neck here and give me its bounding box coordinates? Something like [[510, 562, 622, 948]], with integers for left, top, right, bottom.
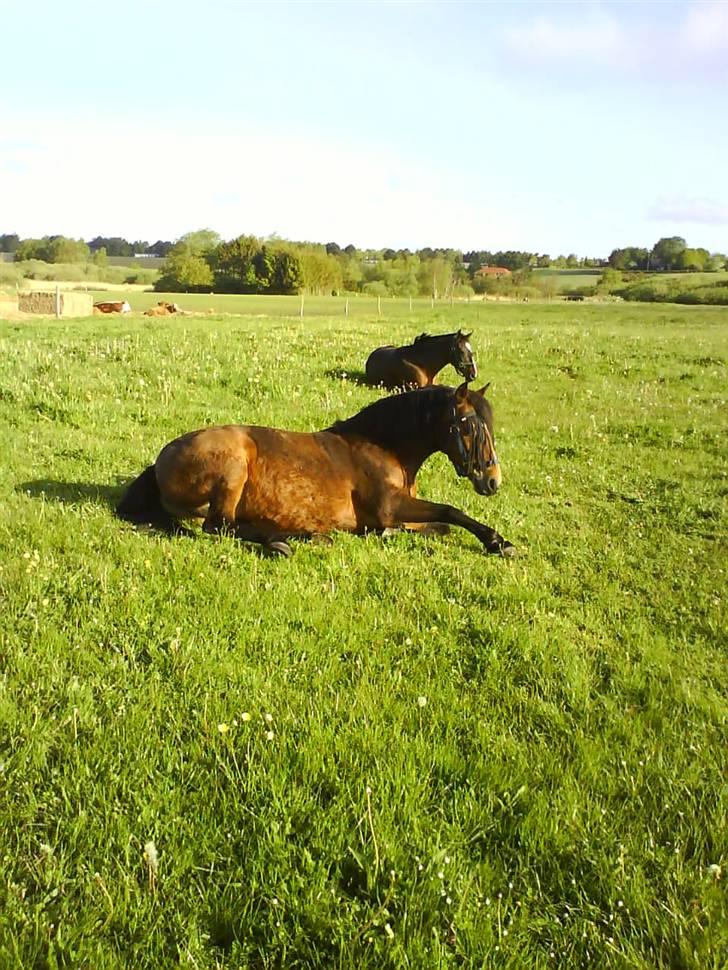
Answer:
[[407, 337, 449, 373], [332, 393, 444, 478]]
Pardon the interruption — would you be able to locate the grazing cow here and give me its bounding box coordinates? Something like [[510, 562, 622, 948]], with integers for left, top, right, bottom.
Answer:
[[93, 300, 131, 314], [143, 301, 182, 317]]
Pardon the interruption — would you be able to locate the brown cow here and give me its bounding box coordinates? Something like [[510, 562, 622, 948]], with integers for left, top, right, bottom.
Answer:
[[143, 301, 182, 317], [93, 300, 132, 314]]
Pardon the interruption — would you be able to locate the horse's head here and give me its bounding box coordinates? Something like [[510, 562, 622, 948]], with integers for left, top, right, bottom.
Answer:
[[451, 330, 477, 383], [444, 382, 500, 496]]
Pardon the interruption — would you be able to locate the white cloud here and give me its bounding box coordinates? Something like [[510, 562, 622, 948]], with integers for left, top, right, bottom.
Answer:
[[0, 113, 523, 250], [683, 1, 728, 56], [503, 10, 626, 67], [647, 195, 728, 226], [501, 1, 728, 80]]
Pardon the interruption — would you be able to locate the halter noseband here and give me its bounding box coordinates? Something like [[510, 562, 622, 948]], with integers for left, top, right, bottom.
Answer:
[[449, 403, 499, 478]]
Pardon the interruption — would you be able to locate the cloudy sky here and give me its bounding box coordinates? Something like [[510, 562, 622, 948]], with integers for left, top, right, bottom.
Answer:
[[1, 0, 726, 256]]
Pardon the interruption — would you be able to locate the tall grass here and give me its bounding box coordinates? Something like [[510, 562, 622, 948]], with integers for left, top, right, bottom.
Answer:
[[0, 303, 725, 968]]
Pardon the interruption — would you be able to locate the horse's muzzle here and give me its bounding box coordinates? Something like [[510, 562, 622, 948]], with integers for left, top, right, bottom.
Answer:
[[463, 363, 478, 382], [474, 472, 500, 496]]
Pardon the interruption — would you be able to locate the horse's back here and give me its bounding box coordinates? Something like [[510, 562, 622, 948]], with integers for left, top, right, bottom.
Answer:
[[153, 424, 379, 534], [365, 345, 395, 385], [365, 345, 424, 388]]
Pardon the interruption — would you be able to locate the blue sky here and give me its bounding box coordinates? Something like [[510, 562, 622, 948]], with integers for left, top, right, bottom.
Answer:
[[1, 0, 726, 256]]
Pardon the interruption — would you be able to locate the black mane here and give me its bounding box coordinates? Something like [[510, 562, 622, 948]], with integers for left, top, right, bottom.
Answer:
[[326, 386, 453, 449], [413, 331, 456, 345]]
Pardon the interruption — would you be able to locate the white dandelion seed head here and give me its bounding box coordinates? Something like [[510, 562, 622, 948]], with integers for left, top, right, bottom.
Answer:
[[143, 841, 159, 872], [417, 695, 427, 708]]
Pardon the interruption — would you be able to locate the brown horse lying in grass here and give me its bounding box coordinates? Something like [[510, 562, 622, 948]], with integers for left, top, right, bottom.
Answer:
[[365, 330, 477, 389], [116, 382, 514, 558]]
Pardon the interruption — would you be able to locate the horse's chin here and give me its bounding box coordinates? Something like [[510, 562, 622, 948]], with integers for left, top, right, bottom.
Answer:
[[472, 477, 498, 497]]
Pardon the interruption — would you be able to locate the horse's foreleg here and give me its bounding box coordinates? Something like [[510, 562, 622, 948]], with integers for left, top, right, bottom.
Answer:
[[386, 494, 515, 556]]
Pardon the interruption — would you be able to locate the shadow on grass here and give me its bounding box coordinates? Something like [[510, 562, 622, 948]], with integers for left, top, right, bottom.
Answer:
[[17, 478, 125, 509], [323, 367, 371, 386]]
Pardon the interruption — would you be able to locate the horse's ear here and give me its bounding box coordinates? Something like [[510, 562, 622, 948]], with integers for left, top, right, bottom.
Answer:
[[462, 330, 472, 339], [475, 382, 491, 396], [455, 382, 470, 403]]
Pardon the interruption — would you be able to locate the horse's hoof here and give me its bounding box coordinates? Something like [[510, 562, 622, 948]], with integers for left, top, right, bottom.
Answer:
[[484, 539, 516, 557], [264, 540, 293, 558], [309, 533, 334, 547], [381, 527, 402, 539]]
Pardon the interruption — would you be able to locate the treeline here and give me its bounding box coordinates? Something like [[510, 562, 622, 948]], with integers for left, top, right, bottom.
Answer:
[[0, 234, 173, 260], [609, 236, 726, 272], [2, 231, 726, 298], [154, 230, 613, 296]]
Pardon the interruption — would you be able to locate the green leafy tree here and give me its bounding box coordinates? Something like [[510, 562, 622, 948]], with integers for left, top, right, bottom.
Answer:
[[652, 236, 687, 270], [47, 237, 89, 263], [341, 256, 363, 292], [174, 229, 221, 257], [675, 247, 709, 272], [0, 233, 20, 253], [269, 247, 304, 294], [210, 235, 261, 292], [157, 253, 213, 291]]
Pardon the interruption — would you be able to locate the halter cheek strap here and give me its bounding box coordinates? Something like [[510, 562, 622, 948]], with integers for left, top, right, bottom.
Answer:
[[449, 406, 499, 477]]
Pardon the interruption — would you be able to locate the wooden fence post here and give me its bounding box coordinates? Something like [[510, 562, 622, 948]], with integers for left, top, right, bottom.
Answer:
[[55, 285, 61, 319]]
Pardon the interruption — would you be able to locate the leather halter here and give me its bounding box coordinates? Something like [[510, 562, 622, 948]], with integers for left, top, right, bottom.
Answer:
[[449, 405, 499, 478]]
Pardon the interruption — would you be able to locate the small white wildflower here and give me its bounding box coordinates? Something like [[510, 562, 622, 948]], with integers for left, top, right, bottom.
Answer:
[[617, 900, 624, 908], [446, 896, 452, 905], [417, 695, 427, 708], [217, 723, 230, 734], [265, 730, 274, 741], [264, 713, 273, 723], [384, 922, 394, 939], [271, 897, 279, 905], [708, 864, 722, 879], [240, 712, 251, 722], [143, 841, 159, 873], [438, 871, 444, 880], [444, 855, 450, 864]]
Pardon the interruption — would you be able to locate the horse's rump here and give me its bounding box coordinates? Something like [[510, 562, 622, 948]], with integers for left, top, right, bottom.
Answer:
[[153, 424, 391, 535], [365, 345, 420, 388]]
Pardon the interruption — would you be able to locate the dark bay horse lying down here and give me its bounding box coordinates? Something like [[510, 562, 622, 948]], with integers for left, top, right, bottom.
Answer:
[[116, 382, 514, 558], [365, 330, 476, 389]]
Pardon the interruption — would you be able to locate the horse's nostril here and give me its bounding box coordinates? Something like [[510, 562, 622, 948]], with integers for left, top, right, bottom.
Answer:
[[488, 477, 498, 494]]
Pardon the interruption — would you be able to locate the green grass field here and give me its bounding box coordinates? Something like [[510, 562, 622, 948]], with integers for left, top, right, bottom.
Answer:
[[0, 302, 726, 968]]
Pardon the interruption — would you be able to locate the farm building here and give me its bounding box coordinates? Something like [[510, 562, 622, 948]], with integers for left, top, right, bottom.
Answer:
[[475, 265, 512, 279]]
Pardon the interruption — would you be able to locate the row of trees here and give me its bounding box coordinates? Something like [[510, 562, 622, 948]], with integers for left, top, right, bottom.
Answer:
[[157, 232, 530, 297], [0, 234, 173, 259], [2, 231, 725, 296], [609, 237, 726, 272]]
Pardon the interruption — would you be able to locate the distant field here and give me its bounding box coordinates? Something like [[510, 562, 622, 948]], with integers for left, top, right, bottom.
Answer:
[[0, 301, 725, 967], [532, 269, 603, 291]]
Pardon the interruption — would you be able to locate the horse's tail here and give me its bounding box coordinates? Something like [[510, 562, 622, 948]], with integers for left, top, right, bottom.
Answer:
[[116, 465, 167, 524]]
